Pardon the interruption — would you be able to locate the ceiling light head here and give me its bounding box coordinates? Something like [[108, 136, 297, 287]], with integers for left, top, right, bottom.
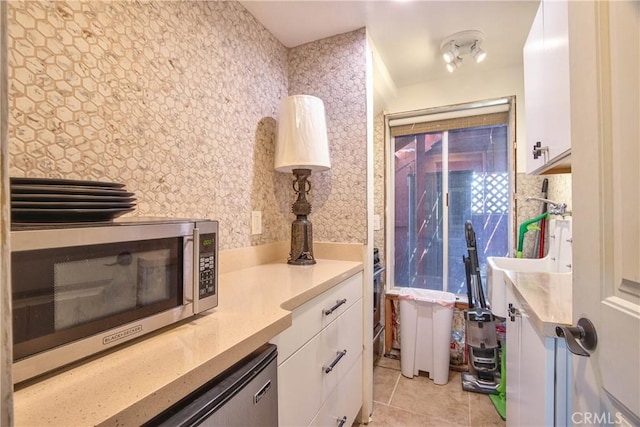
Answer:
[[442, 41, 459, 64], [471, 41, 487, 63], [446, 57, 462, 73]]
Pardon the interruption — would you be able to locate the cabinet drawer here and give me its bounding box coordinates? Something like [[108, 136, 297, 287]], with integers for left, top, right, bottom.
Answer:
[[278, 298, 363, 427], [309, 356, 363, 427], [272, 272, 363, 363]]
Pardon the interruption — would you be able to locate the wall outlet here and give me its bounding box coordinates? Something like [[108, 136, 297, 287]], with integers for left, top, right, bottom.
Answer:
[[251, 211, 262, 235]]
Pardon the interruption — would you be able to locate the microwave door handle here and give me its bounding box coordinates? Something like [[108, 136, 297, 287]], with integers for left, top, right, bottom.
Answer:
[[183, 235, 196, 307], [191, 227, 200, 314]]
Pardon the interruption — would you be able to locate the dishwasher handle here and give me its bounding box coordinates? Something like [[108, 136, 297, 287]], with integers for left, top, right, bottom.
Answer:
[[253, 379, 272, 405]]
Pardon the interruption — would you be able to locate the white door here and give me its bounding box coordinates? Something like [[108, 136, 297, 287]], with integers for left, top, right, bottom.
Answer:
[[571, 1, 640, 424]]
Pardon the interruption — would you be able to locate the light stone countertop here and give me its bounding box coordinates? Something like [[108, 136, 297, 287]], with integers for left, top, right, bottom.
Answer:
[[13, 258, 363, 427], [504, 270, 572, 338]]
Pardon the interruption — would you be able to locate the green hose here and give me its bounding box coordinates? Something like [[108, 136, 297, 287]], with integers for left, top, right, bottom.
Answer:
[[516, 212, 549, 258]]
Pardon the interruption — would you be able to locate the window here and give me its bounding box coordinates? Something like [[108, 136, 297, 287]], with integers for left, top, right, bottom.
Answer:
[[386, 98, 514, 296]]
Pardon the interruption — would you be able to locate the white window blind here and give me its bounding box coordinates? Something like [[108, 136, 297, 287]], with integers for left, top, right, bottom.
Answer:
[[388, 99, 510, 137]]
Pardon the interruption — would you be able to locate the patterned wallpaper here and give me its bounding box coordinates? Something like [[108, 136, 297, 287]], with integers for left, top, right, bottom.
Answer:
[[287, 29, 368, 244], [6, 1, 369, 249]]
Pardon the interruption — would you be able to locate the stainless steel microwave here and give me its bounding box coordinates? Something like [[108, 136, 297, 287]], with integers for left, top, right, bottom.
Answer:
[[11, 218, 218, 383]]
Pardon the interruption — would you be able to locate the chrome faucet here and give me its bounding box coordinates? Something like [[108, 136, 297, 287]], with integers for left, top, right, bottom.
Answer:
[[525, 196, 572, 217]]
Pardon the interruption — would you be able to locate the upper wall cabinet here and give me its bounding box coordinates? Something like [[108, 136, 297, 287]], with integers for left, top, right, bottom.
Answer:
[[523, 0, 572, 174]]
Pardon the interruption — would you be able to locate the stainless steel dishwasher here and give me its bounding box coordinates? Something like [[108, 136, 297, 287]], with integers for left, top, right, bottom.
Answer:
[[146, 344, 278, 426]]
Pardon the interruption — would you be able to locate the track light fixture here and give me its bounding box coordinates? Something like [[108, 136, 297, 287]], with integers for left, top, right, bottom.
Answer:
[[440, 30, 487, 72]]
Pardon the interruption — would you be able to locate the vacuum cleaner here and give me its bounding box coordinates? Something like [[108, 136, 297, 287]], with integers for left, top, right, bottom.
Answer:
[[461, 220, 500, 395]]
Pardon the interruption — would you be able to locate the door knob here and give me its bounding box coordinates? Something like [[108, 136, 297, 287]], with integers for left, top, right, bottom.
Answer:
[[555, 318, 598, 357]]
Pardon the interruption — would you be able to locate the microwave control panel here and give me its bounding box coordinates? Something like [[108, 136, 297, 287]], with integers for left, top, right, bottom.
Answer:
[[198, 233, 217, 299]]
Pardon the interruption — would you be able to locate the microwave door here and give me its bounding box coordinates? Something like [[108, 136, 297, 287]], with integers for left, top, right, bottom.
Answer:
[[12, 237, 184, 363]]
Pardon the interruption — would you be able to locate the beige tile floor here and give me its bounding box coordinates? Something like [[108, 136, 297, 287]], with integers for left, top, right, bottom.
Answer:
[[356, 356, 505, 427]]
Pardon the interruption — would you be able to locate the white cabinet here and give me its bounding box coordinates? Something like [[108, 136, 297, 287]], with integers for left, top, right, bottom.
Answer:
[[523, 0, 572, 174], [310, 356, 362, 427], [271, 272, 363, 427], [505, 284, 570, 426], [273, 273, 363, 363]]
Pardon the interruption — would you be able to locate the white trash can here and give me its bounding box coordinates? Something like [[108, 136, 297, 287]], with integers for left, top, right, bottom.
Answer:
[[399, 288, 456, 385]]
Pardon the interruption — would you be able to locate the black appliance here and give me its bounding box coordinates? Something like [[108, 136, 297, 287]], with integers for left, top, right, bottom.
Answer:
[[373, 248, 385, 363], [461, 221, 500, 394]]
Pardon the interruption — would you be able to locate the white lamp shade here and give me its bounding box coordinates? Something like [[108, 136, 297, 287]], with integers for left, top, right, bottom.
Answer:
[[275, 95, 331, 173]]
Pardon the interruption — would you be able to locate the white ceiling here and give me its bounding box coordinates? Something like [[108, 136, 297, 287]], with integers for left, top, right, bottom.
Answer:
[[240, 0, 540, 89]]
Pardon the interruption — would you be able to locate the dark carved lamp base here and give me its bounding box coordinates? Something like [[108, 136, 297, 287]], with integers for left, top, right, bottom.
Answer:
[[287, 168, 316, 265]]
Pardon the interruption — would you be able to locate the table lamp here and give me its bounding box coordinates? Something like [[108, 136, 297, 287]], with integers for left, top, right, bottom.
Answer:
[[275, 95, 331, 265]]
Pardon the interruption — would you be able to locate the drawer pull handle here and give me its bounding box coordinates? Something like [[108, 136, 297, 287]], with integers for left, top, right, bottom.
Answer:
[[324, 349, 347, 374], [337, 416, 347, 427], [324, 299, 347, 316]]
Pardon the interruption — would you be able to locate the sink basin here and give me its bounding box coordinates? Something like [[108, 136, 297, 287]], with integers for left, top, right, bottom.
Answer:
[[486, 219, 572, 318], [487, 257, 558, 317]]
